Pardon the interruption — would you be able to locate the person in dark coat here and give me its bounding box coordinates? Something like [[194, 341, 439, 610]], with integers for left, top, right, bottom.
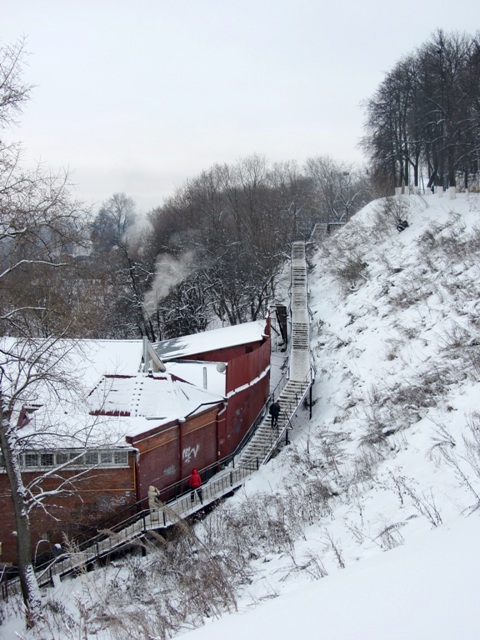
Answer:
[[189, 468, 203, 504], [269, 400, 281, 429]]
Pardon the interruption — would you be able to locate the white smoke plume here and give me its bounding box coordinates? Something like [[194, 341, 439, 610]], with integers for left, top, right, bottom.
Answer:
[[144, 251, 195, 314]]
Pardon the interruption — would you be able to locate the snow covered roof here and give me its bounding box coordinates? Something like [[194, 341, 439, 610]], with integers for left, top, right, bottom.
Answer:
[[68, 339, 145, 387], [1, 318, 269, 448], [89, 372, 224, 423], [0, 338, 146, 385], [1, 337, 225, 446], [165, 361, 227, 396], [13, 371, 225, 446], [154, 319, 268, 361]]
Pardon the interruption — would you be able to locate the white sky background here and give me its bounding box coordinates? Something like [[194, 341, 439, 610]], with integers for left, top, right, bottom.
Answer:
[[2, 0, 480, 213]]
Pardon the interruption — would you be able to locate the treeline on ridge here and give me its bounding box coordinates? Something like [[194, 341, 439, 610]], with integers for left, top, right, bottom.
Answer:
[[362, 29, 480, 191], [3, 29, 479, 344], [77, 156, 370, 341]]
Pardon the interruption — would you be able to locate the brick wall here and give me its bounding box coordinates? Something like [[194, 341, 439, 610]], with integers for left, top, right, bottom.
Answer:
[[0, 455, 136, 565], [129, 405, 222, 501]]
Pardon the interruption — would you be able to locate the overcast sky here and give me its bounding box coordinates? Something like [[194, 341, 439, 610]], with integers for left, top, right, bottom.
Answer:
[[2, 0, 480, 213]]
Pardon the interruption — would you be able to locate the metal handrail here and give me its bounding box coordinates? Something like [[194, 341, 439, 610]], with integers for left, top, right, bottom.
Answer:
[[33, 462, 263, 586], [3, 241, 313, 596]]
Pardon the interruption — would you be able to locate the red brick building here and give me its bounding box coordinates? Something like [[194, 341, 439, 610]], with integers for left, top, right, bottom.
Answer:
[[0, 318, 271, 565]]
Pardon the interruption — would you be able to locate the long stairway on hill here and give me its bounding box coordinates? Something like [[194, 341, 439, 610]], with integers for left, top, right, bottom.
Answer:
[[31, 242, 314, 588], [235, 241, 312, 468]]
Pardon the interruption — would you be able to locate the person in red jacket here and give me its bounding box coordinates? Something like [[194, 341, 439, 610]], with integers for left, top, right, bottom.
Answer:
[[189, 468, 203, 504]]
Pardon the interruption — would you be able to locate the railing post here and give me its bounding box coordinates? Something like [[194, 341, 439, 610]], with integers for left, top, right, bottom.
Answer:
[[309, 383, 313, 419]]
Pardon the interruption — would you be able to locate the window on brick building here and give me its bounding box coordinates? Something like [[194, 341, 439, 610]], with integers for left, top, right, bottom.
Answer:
[[114, 451, 128, 465], [85, 451, 98, 465], [100, 451, 112, 465], [40, 453, 54, 467], [55, 452, 69, 465], [68, 452, 85, 465], [24, 453, 39, 467], [19, 448, 129, 469]]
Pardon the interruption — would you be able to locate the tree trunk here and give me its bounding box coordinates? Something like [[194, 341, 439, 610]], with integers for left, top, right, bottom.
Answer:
[[447, 144, 456, 187], [0, 397, 43, 624]]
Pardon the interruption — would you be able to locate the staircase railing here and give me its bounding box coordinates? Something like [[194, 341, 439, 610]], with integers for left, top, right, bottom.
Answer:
[[3, 242, 313, 596]]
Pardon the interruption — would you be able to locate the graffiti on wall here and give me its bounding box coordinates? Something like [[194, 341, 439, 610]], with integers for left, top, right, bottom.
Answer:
[[98, 494, 129, 514], [163, 464, 176, 477], [182, 444, 200, 464]]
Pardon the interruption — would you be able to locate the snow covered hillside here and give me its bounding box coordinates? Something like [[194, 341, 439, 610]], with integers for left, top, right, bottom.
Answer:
[[183, 191, 480, 639], [3, 192, 480, 639]]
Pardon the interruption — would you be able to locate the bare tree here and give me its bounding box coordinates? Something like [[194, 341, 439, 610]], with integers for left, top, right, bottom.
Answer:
[[362, 55, 423, 190], [145, 157, 287, 329], [0, 37, 32, 131], [305, 156, 368, 222], [362, 30, 480, 191], [90, 192, 137, 253], [1, 339, 78, 619], [0, 38, 90, 624]]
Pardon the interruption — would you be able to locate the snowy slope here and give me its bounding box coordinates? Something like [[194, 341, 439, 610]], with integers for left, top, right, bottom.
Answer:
[[183, 515, 480, 640], [181, 191, 480, 638], [3, 192, 480, 639]]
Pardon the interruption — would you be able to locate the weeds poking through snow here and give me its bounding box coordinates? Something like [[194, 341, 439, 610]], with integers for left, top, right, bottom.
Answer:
[[322, 531, 345, 569], [375, 522, 405, 551], [430, 414, 480, 508], [392, 478, 443, 528]]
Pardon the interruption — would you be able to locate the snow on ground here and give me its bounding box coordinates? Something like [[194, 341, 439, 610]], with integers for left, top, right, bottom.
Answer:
[[183, 514, 480, 640], [180, 191, 480, 639], [3, 191, 480, 639]]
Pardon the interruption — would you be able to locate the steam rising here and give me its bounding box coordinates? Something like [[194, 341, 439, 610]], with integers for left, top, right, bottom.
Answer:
[[144, 251, 194, 313]]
